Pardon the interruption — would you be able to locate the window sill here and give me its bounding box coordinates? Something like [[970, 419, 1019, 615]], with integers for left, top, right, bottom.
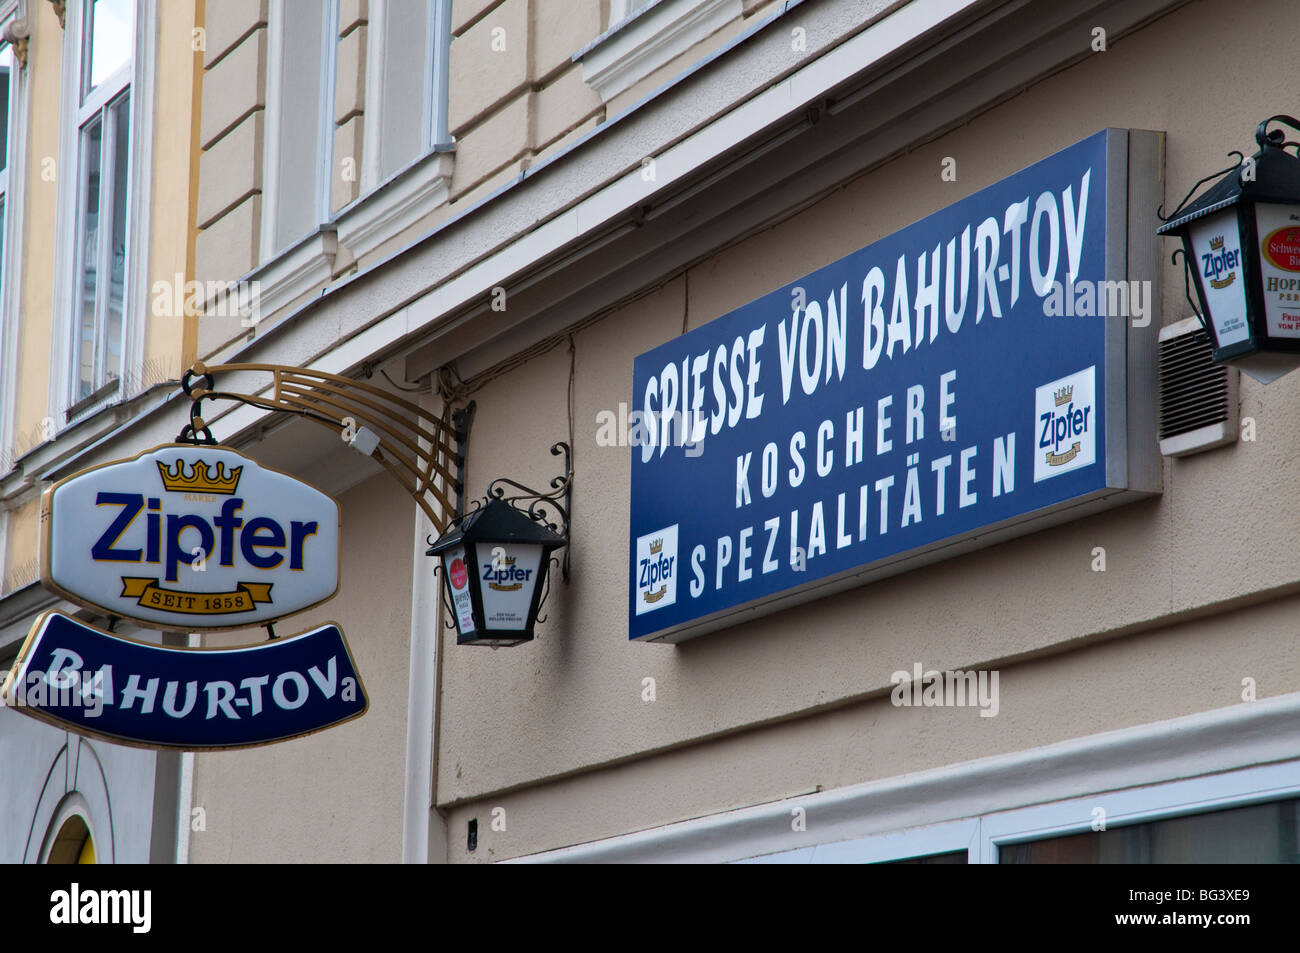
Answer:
[[248, 228, 339, 328], [575, 0, 741, 101], [335, 149, 455, 265]]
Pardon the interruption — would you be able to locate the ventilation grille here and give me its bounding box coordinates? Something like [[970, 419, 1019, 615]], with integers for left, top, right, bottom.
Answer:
[[1157, 318, 1237, 457]]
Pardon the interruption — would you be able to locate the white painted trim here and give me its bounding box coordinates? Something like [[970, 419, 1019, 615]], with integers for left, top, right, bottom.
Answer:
[[980, 758, 1300, 861], [0, 6, 30, 470], [402, 397, 442, 863], [579, 0, 740, 101], [507, 692, 1300, 862], [175, 750, 193, 862], [246, 228, 337, 326], [49, 0, 83, 423], [175, 631, 198, 863], [359, 0, 386, 192], [335, 151, 452, 262], [316, 0, 339, 226], [258, 0, 286, 263], [123, 0, 157, 400]]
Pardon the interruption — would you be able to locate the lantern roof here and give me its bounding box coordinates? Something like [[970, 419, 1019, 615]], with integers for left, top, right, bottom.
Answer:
[[1159, 131, 1300, 235], [426, 497, 567, 555]]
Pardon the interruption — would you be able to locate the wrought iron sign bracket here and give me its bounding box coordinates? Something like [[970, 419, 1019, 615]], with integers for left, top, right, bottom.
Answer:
[[175, 362, 473, 535]]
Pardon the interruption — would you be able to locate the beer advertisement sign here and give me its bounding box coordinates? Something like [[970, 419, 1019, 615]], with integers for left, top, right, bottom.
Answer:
[[0, 441, 365, 749], [629, 129, 1160, 642], [41, 444, 340, 631]]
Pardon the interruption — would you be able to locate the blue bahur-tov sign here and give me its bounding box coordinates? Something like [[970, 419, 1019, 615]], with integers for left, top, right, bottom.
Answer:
[[629, 129, 1164, 642], [0, 444, 368, 748]]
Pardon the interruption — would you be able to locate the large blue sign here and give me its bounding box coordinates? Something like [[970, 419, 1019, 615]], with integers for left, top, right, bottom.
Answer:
[[0, 612, 368, 748], [630, 130, 1157, 641]]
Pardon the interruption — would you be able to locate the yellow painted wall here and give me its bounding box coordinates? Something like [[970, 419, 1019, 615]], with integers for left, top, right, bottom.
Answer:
[[2, 2, 202, 594]]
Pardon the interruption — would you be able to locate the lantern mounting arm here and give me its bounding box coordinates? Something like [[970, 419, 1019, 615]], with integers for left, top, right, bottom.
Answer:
[[484, 442, 572, 540], [174, 362, 473, 535], [1157, 151, 1246, 224], [1256, 115, 1300, 152]]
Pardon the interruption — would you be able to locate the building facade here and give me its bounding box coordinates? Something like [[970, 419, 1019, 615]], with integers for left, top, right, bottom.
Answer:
[[0, 0, 203, 861], [6, 0, 1300, 864]]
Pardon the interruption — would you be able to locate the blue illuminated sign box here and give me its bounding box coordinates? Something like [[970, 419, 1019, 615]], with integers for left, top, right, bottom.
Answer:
[[629, 129, 1162, 642], [1, 612, 368, 748]]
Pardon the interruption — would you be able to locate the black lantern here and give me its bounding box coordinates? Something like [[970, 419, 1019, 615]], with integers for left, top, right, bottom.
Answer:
[[426, 443, 570, 647], [1158, 115, 1300, 382]]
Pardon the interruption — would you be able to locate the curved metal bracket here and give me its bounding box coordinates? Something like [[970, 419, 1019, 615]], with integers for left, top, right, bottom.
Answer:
[[175, 362, 473, 533], [486, 442, 572, 538]]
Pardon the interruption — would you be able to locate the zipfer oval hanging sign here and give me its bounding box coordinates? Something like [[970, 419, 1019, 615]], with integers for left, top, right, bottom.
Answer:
[[0, 440, 367, 750], [41, 443, 340, 631]]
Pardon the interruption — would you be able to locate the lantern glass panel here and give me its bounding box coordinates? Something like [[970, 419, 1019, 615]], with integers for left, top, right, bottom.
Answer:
[[477, 542, 544, 631], [1254, 202, 1300, 338], [1189, 209, 1249, 347], [442, 546, 477, 636]]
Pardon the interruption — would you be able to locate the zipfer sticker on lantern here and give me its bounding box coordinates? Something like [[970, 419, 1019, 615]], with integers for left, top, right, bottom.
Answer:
[[41, 444, 341, 630]]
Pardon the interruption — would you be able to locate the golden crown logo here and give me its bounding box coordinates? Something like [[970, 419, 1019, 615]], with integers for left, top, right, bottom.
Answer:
[[1209, 235, 1225, 251], [156, 459, 243, 495], [649, 538, 663, 554], [1053, 385, 1073, 407], [501, 555, 516, 566]]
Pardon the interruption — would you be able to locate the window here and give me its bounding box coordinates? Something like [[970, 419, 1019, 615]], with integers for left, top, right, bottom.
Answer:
[[69, 0, 134, 406], [367, 0, 450, 184], [999, 796, 1300, 863], [262, 0, 335, 257]]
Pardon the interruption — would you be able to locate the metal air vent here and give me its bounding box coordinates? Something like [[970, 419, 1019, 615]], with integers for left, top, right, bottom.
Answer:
[[1157, 317, 1237, 457]]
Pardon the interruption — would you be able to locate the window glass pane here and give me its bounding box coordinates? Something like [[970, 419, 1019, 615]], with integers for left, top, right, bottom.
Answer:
[[85, 0, 134, 97], [0, 43, 11, 175], [105, 93, 129, 385], [884, 850, 969, 864], [76, 114, 103, 401], [273, 0, 325, 251], [1000, 796, 1300, 863], [379, 4, 431, 179]]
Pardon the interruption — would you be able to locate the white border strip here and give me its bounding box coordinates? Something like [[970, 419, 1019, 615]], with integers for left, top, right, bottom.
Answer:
[[509, 692, 1300, 863]]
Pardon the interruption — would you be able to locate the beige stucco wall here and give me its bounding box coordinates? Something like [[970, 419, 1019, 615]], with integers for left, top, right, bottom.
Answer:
[[432, 0, 1300, 860], [173, 0, 1300, 864], [188, 472, 413, 863]]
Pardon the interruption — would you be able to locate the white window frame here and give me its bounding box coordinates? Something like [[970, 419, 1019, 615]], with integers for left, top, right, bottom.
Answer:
[[323, 0, 454, 273], [736, 762, 1300, 864], [510, 692, 1300, 863], [249, 0, 339, 324], [979, 758, 1300, 863], [259, 0, 337, 263], [358, 0, 451, 195], [0, 0, 29, 472], [51, 0, 157, 425]]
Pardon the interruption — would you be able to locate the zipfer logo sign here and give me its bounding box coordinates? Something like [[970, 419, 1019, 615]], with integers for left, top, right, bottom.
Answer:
[[42, 444, 340, 630], [0, 443, 368, 749]]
